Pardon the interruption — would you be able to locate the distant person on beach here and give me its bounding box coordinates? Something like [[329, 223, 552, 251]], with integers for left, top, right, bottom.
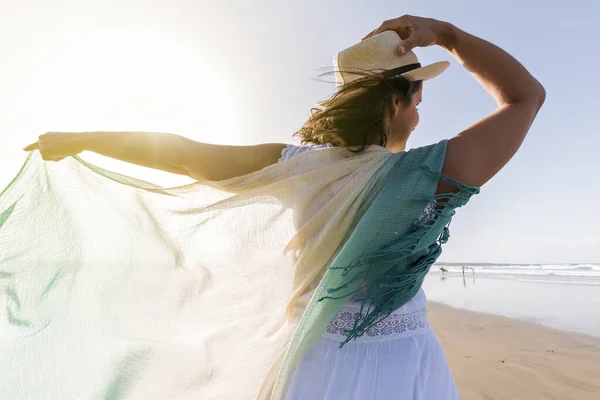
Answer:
[[21, 14, 545, 400]]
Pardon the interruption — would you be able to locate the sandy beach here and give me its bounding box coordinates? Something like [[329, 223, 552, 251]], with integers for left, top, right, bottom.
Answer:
[[428, 302, 600, 399]]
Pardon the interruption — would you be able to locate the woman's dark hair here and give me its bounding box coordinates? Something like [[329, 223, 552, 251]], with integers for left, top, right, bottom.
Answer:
[[292, 71, 422, 153]]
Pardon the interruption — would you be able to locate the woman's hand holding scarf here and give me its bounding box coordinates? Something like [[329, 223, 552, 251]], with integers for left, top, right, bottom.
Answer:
[[23, 132, 84, 162]]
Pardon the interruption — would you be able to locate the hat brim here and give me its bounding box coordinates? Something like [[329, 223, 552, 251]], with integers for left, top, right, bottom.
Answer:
[[399, 61, 450, 82]]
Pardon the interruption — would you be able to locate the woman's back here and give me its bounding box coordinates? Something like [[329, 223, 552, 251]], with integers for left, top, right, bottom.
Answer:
[[277, 142, 433, 321], [279, 142, 460, 399]]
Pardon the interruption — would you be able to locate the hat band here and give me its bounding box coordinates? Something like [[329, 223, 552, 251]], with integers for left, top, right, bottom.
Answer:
[[382, 63, 421, 78]]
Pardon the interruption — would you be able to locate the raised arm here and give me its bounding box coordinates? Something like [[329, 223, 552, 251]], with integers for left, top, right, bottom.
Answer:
[[438, 22, 545, 189], [365, 16, 546, 192]]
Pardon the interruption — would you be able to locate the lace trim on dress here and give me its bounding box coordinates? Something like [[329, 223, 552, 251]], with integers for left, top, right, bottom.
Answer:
[[322, 307, 430, 343], [277, 143, 334, 164], [415, 201, 437, 227], [278, 144, 297, 163]]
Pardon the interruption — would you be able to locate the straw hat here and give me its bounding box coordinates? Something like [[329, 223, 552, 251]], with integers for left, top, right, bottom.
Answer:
[[333, 30, 450, 89]]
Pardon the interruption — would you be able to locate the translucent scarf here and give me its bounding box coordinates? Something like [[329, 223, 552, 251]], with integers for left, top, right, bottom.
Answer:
[[0, 139, 478, 399]]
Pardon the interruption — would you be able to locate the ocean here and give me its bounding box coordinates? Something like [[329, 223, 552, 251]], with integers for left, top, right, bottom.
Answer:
[[423, 263, 600, 338]]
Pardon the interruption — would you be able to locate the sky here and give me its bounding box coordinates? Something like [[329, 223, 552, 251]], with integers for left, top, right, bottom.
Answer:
[[0, 0, 598, 264]]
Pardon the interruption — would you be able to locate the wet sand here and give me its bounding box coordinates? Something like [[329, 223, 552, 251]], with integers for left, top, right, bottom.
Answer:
[[428, 302, 600, 400]]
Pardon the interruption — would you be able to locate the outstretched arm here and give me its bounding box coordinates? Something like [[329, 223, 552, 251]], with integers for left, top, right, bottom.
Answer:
[[24, 131, 286, 181]]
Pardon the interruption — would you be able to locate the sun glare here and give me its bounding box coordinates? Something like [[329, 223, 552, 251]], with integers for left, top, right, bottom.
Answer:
[[36, 29, 241, 186]]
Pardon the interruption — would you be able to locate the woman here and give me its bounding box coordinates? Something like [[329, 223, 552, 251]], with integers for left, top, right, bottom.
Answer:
[[21, 15, 544, 400]]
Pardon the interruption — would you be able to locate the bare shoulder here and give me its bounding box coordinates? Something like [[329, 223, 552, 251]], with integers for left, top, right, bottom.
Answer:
[[437, 95, 545, 194]]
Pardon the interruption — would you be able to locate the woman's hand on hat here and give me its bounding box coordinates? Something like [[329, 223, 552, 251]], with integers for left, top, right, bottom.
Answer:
[[362, 15, 446, 55]]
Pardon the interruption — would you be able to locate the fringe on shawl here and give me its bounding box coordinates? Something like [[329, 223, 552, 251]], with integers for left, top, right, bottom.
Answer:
[[317, 165, 480, 347]]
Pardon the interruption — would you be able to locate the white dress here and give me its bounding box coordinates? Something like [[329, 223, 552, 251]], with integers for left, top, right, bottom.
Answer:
[[279, 143, 459, 400]]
